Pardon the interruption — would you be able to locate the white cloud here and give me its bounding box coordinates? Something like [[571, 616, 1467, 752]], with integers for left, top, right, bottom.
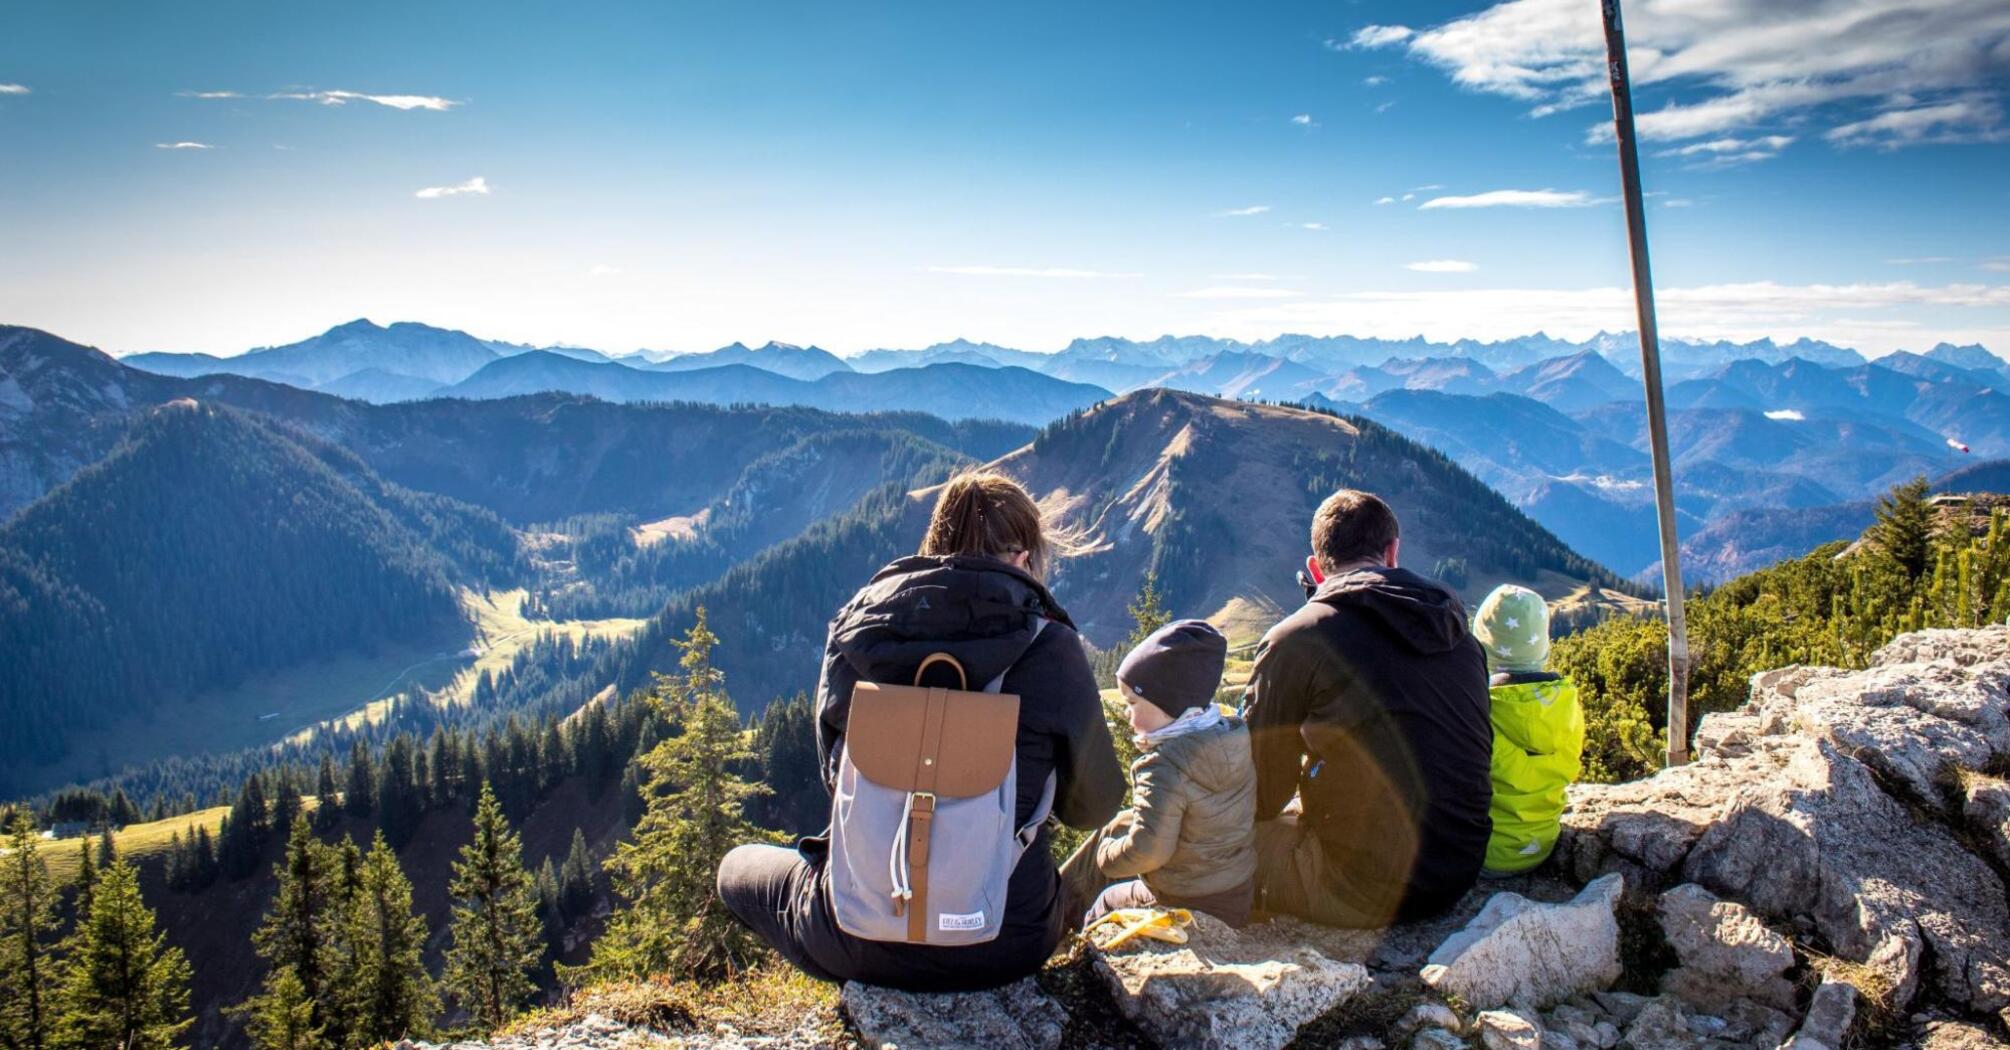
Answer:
[[1290, 113, 1315, 126], [1374, 196, 1398, 205], [1365, 0, 2010, 147], [1175, 286, 1304, 300], [177, 90, 241, 99], [1350, 25, 1416, 49], [928, 265, 1142, 279], [273, 89, 460, 111], [1764, 409, 1806, 421], [154, 141, 215, 150], [1298, 222, 1329, 231], [1375, 100, 1398, 114], [1887, 256, 1955, 265], [1418, 188, 1602, 209], [1655, 134, 1795, 168], [1406, 259, 1479, 273], [414, 176, 489, 199], [0, 83, 29, 95], [1210, 273, 1288, 280], [1662, 198, 1696, 208], [1364, 75, 1390, 87], [1409, 184, 1445, 193], [1984, 258, 2010, 273], [1826, 96, 2007, 148], [1213, 204, 1272, 217], [586, 264, 623, 277]]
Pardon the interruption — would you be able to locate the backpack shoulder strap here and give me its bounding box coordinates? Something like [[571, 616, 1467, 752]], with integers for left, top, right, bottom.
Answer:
[[985, 616, 1056, 848]]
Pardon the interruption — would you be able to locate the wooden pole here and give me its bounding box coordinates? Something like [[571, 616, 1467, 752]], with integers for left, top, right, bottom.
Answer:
[[1599, 0, 1691, 765]]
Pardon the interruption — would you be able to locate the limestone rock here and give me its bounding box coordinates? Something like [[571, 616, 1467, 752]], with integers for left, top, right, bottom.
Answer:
[[1913, 1017, 2010, 1050], [1565, 628, 2010, 1021], [842, 977, 1065, 1050], [1544, 1003, 1618, 1050], [1411, 1029, 1467, 1050], [1419, 874, 1623, 1010], [1619, 997, 1696, 1050], [1655, 884, 1796, 1010], [1394, 1002, 1466, 1038], [1591, 991, 1651, 1026], [1871, 625, 2010, 668], [1680, 737, 2010, 1016], [1780, 980, 1856, 1050], [1090, 909, 1368, 1050], [395, 1014, 674, 1049], [1476, 1008, 1543, 1050], [1744, 658, 2009, 814], [1964, 772, 2010, 871], [1717, 999, 1796, 1046]]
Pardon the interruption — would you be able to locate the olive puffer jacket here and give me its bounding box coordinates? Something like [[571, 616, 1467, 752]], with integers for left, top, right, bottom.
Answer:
[[1485, 672, 1585, 873], [1095, 715, 1258, 899]]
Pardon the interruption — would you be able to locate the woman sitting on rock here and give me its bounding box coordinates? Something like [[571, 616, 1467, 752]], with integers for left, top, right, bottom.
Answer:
[[715, 471, 1127, 991]]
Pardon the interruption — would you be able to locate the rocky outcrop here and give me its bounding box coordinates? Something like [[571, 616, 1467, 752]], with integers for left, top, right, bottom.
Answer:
[[1088, 910, 1369, 1050], [1565, 626, 2010, 1028], [1655, 883, 1796, 1010], [1418, 874, 1624, 1009], [842, 977, 1067, 1050]]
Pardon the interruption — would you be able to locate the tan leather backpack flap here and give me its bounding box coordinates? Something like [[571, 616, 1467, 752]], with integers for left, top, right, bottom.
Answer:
[[846, 681, 1020, 797]]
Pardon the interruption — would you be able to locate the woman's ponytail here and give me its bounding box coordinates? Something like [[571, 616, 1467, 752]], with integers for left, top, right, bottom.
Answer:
[[920, 471, 1064, 579]]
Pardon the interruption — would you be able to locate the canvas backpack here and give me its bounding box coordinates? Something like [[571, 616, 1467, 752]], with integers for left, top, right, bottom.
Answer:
[[828, 619, 1053, 946]]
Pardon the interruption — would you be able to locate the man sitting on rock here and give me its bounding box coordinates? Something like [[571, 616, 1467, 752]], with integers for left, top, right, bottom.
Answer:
[[1242, 489, 1493, 927]]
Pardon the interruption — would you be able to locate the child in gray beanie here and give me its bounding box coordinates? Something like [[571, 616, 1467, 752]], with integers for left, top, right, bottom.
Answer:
[[1061, 619, 1258, 927]]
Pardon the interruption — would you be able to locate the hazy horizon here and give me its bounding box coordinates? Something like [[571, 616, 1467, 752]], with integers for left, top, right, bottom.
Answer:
[[82, 315, 2001, 364]]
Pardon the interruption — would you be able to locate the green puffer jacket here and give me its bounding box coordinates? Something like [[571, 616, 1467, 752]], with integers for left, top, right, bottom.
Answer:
[[1485, 672, 1585, 873], [1095, 715, 1257, 898]]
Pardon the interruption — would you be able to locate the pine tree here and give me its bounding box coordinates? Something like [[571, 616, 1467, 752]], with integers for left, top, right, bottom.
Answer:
[[1, 813, 61, 1050], [443, 784, 543, 1033], [271, 776, 303, 838], [557, 830, 594, 921], [70, 841, 96, 920], [339, 833, 436, 1044], [238, 967, 323, 1050], [1123, 571, 1172, 649], [581, 609, 773, 981], [344, 740, 375, 818], [1873, 476, 1935, 584], [312, 758, 342, 833], [52, 860, 192, 1050], [375, 736, 424, 850], [242, 815, 339, 1045], [533, 860, 563, 952]]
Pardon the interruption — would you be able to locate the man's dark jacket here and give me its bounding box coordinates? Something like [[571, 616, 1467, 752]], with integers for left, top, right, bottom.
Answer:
[[1243, 565, 1493, 922]]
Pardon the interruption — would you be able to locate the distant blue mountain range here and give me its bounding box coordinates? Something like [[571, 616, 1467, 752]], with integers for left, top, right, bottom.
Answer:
[[114, 319, 2010, 581]]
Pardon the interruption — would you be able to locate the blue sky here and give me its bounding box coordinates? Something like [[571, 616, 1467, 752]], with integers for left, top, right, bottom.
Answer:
[[1, 0, 2006, 357]]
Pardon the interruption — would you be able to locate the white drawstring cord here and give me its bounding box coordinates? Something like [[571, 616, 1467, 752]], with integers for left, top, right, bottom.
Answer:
[[889, 792, 915, 907]]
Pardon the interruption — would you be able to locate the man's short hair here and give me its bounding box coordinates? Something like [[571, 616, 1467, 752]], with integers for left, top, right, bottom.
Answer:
[[1312, 489, 1401, 571]]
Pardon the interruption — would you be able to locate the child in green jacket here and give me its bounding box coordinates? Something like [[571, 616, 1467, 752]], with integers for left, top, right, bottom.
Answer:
[[1472, 585, 1585, 875]]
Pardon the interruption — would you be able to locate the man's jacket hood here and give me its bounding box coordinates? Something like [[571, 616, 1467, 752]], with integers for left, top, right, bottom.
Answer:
[[829, 554, 1073, 689], [1310, 566, 1470, 655]]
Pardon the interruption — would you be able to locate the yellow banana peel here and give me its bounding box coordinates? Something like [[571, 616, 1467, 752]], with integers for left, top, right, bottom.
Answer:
[[1085, 906, 1194, 950]]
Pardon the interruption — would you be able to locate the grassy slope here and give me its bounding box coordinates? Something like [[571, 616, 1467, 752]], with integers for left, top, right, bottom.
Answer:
[[15, 589, 646, 797]]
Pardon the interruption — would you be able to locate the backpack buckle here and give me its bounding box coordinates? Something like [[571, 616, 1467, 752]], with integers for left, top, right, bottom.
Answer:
[[911, 792, 936, 813]]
